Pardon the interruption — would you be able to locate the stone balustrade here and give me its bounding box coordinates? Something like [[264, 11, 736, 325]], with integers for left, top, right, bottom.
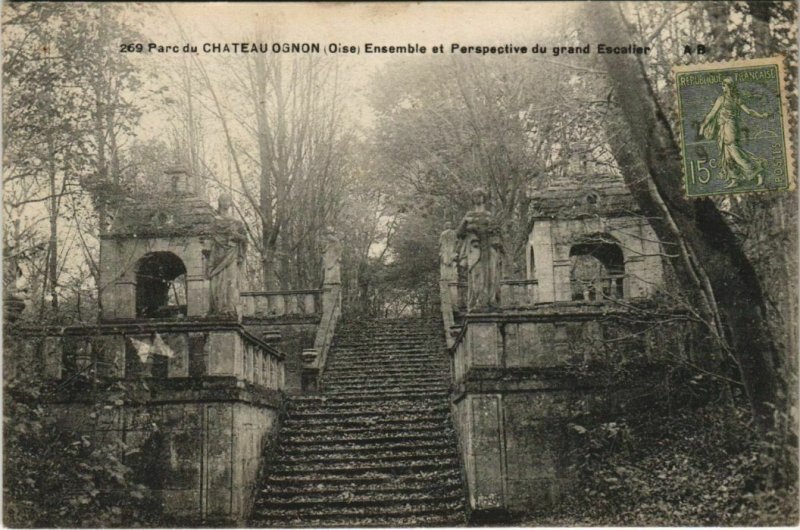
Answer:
[[28, 321, 285, 391], [499, 279, 539, 308], [569, 274, 625, 301], [449, 279, 540, 313], [240, 289, 322, 319]]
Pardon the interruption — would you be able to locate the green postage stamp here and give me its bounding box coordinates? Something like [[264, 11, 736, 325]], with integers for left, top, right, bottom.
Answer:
[[673, 56, 794, 197]]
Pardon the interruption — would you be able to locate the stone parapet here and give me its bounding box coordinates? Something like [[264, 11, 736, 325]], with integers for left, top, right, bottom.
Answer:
[[240, 289, 323, 320], [15, 320, 285, 390]]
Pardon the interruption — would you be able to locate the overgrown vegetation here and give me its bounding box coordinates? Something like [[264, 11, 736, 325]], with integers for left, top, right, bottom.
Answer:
[[527, 401, 798, 526], [3, 375, 156, 527]]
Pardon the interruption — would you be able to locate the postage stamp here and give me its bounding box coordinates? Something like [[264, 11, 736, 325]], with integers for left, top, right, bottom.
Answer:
[[673, 56, 794, 197]]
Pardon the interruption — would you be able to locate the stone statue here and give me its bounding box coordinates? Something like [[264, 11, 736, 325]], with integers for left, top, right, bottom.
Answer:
[[218, 193, 232, 218], [4, 258, 30, 322], [457, 187, 503, 310], [439, 222, 459, 282], [207, 193, 246, 317], [322, 228, 342, 285]]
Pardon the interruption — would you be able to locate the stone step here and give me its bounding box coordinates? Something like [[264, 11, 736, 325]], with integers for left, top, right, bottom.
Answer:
[[321, 372, 448, 382], [334, 330, 440, 337], [281, 439, 455, 455], [265, 465, 462, 485], [253, 499, 463, 518], [319, 388, 449, 398], [324, 359, 450, 370], [328, 347, 445, 355], [333, 336, 441, 343], [253, 511, 464, 528], [284, 412, 445, 427], [283, 417, 447, 431], [332, 338, 442, 345], [258, 474, 464, 498], [271, 456, 459, 475], [332, 339, 442, 347], [288, 402, 449, 416], [290, 395, 450, 407], [318, 382, 448, 392], [256, 492, 463, 510], [335, 335, 442, 341], [324, 362, 448, 373], [259, 479, 463, 498], [283, 430, 452, 446], [319, 389, 449, 399], [283, 421, 445, 437], [331, 346, 444, 353], [320, 381, 448, 391], [262, 467, 461, 486], [278, 447, 456, 465], [329, 350, 447, 363], [336, 322, 440, 328]]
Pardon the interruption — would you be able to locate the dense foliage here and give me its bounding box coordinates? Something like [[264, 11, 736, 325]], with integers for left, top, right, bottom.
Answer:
[[524, 402, 798, 526], [3, 377, 155, 527]]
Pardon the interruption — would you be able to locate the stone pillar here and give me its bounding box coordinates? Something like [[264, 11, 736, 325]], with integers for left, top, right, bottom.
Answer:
[[113, 281, 137, 318], [440, 222, 459, 285], [306, 228, 343, 391], [165, 165, 192, 195], [457, 188, 503, 311], [439, 222, 459, 346], [553, 259, 573, 302], [322, 228, 342, 286]]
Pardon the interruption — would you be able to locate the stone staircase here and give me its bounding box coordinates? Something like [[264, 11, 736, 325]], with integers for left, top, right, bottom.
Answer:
[[250, 317, 467, 527]]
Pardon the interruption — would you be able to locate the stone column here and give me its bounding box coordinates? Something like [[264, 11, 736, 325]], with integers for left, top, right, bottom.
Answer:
[[306, 228, 343, 391], [439, 223, 459, 347], [440, 221, 459, 309], [457, 188, 503, 311], [322, 229, 342, 286]]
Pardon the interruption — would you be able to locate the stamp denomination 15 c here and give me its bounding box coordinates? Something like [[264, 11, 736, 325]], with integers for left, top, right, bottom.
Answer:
[[673, 56, 794, 197]]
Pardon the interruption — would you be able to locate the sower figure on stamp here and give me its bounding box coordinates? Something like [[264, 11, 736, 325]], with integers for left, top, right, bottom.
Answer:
[[457, 187, 503, 311], [699, 76, 770, 188], [207, 193, 247, 317]]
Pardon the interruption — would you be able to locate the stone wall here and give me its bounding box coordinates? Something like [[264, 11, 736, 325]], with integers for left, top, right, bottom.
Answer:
[[49, 395, 280, 523], [449, 304, 695, 517], [11, 321, 286, 524]]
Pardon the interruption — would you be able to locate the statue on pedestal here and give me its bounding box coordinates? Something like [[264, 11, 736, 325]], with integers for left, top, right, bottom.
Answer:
[[457, 187, 503, 310], [322, 228, 342, 285], [207, 194, 247, 317]]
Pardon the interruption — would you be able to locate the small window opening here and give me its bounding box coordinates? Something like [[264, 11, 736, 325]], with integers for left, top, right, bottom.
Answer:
[[135, 252, 188, 318], [569, 237, 624, 301], [528, 244, 536, 279]]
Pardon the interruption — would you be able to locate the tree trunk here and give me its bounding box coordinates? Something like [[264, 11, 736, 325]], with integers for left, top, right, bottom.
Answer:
[[46, 130, 58, 311], [252, 54, 279, 289], [587, 3, 784, 431]]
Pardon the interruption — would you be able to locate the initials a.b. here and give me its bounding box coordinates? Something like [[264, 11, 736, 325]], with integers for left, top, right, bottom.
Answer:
[[683, 44, 707, 55]]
